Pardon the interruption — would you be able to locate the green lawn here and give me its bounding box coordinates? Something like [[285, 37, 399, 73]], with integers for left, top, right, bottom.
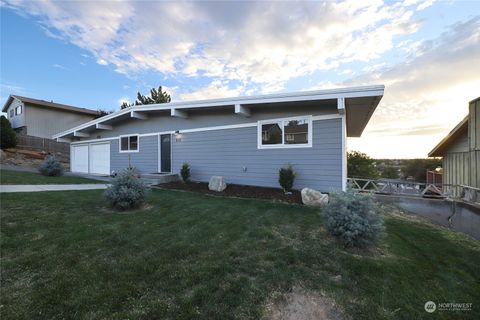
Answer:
[[0, 169, 104, 184], [1, 189, 479, 319]]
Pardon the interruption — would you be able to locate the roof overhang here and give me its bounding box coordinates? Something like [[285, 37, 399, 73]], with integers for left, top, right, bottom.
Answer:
[[53, 85, 384, 141], [2, 96, 16, 112], [2, 95, 100, 116], [428, 116, 469, 157]]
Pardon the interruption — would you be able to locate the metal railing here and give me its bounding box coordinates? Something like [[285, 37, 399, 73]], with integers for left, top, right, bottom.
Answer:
[[347, 178, 480, 205]]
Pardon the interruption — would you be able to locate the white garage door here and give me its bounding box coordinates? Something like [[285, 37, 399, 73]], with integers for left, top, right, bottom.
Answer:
[[71, 145, 89, 173], [89, 143, 110, 175]]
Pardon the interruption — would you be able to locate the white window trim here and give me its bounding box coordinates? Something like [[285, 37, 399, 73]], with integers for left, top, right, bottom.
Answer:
[[257, 115, 313, 149], [15, 105, 22, 115], [119, 134, 140, 153]]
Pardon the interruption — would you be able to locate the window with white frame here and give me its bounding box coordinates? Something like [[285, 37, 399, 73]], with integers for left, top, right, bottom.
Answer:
[[119, 135, 139, 152], [258, 116, 312, 148], [10, 109, 14, 117], [15, 105, 22, 115]]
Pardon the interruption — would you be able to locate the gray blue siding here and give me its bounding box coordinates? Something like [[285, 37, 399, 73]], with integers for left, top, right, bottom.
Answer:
[[110, 135, 158, 174], [172, 119, 342, 191], [82, 103, 338, 138]]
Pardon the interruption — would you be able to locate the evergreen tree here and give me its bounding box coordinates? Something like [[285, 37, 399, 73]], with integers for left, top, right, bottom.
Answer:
[[120, 86, 171, 109], [0, 115, 16, 149]]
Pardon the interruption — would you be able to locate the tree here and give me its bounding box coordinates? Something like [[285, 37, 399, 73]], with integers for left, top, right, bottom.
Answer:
[[401, 159, 442, 182], [381, 166, 399, 179], [121, 86, 171, 109], [94, 109, 113, 119], [347, 151, 380, 179], [0, 115, 16, 149]]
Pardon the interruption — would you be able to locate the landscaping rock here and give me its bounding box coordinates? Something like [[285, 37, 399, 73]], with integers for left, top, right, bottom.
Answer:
[[0, 149, 5, 161], [17, 149, 45, 160], [208, 176, 227, 192], [301, 188, 329, 206]]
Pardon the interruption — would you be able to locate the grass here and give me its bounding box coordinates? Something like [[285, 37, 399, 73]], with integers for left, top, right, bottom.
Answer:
[[0, 169, 103, 185], [1, 189, 479, 319]]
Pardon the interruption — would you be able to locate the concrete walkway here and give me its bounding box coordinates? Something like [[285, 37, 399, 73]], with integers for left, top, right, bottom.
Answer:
[[0, 184, 110, 193]]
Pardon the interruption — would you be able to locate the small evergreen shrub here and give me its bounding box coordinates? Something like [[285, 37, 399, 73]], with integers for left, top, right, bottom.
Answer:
[[279, 164, 296, 192], [104, 169, 148, 211], [180, 163, 190, 182], [324, 191, 384, 248], [39, 155, 64, 176], [0, 115, 16, 149]]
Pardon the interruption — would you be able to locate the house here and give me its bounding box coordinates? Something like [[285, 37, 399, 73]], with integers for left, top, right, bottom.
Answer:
[[428, 97, 480, 189], [2, 95, 101, 139], [53, 85, 384, 192]]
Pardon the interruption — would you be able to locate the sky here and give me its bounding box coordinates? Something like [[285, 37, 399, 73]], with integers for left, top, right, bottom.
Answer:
[[1, 0, 479, 159]]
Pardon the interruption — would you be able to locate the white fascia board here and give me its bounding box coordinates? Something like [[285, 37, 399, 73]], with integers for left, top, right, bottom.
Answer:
[[235, 104, 251, 117], [56, 137, 71, 143], [171, 108, 188, 119], [130, 111, 148, 120], [53, 85, 384, 139], [96, 123, 113, 130]]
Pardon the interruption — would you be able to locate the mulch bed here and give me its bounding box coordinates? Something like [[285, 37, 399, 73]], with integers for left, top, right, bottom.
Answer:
[[156, 181, 303, 204]]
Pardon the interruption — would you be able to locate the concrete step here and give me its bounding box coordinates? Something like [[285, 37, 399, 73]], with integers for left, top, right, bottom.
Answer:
[[140, 173, 179, 186]]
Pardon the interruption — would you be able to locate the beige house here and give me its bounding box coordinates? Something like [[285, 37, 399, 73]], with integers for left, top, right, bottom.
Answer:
[[429, 97, 480, 189], [2, 95, 101, 139]]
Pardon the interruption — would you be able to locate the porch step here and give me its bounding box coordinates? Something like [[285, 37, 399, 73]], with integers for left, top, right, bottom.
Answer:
[[140, 173, 179, 186]]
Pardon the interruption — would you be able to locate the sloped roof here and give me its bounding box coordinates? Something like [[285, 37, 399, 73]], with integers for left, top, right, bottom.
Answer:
[[2, 95, 101, 116], [53, 85, 385, 140], [428, 116, 468, 157]]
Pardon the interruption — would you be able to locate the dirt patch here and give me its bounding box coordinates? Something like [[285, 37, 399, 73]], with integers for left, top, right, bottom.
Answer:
[[156, 181, 302, 204], [265, 287, 344, 320], [1, 148, 69, 170]]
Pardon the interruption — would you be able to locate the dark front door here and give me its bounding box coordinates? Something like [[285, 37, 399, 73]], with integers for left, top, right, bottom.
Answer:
[[160, 134, 171, 173]]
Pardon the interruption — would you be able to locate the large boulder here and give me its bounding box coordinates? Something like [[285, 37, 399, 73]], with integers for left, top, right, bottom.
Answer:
[[301, 188, 329, 206], [0, 149, 6, 161], [208, 176, 227, 192]]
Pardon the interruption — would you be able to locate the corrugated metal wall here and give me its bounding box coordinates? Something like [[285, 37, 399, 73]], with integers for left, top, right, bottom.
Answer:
[[468, 99, 480, 188], [442, 98, 480, 190]]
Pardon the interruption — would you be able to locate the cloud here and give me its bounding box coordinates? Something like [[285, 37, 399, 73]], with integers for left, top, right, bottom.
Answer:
[[179, 80, 243, 101], [346, 16, 480, 157], [52, 63, 67, 69], [3, 0, 426, 96]]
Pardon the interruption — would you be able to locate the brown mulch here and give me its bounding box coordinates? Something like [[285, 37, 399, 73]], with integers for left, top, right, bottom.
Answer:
[[156, 181, 303, 204]]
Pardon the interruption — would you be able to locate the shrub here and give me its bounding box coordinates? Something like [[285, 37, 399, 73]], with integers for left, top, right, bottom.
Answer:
[[324, 191, 384, 248], [39, 155, 64, 176], [0, 115, 16, 149], [180, 162, 190, 182], [104, 169, 148, 211], [279, 164, 296, 192]]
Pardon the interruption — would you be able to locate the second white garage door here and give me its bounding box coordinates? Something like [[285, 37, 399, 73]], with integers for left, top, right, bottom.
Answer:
[[72, 145, 89, 173], [89, 143, 110, 175]]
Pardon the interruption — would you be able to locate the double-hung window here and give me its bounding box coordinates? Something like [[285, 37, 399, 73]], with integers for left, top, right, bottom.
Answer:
[[258, 116, 312, 149], [15, 106, 22, 115], [9, 109, 14, 117], [119, 135, 139, 152]]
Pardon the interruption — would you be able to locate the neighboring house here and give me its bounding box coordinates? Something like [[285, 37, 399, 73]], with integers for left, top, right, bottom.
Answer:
[[53, 85, 384, 192], [429, 97, 480, 189], [2, 95, 101, 139]]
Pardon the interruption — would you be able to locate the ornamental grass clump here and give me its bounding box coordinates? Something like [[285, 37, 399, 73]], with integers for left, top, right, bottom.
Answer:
[[104, 168, 148, 211], [324, 191, 384, 248], [180, 163, 191, 183], [39, 155, 64, 177], [279, 164, 296, 193]]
